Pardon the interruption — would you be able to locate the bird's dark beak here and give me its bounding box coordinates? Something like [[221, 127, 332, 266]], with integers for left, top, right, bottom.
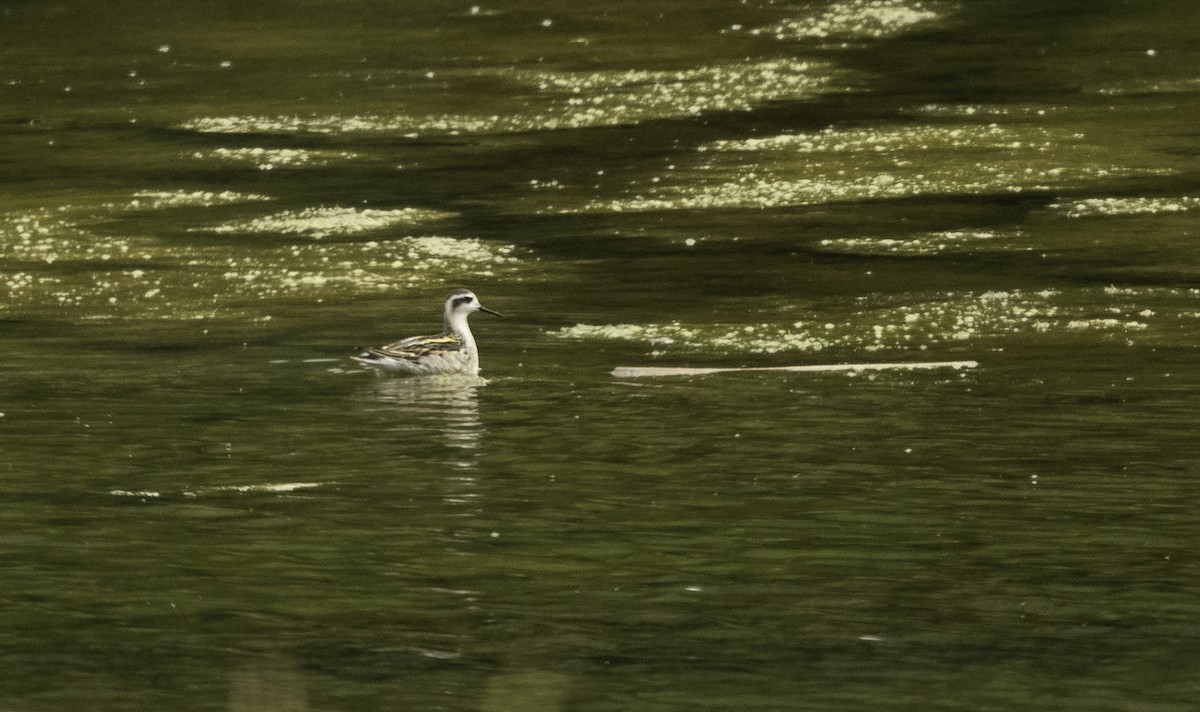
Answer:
[[479, 305, 502, 317]]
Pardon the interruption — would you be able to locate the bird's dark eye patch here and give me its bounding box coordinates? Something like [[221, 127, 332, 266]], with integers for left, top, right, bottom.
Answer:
[[452, 295, 475, 308]]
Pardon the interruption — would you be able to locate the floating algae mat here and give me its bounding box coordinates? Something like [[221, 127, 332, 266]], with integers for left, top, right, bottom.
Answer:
[[551, 288, 1181, 356], [0, 197, 520, 320], [552, 121, 1170, 213]]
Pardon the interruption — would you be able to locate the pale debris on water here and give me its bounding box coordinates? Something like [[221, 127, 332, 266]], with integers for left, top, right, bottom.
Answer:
[[1, 203, 519, 319], [703, 124, 1016, 154], [181, 114, 508, 135], [212, 482, 323, 493], [564, 122, 1156, 213], [1047, 196, 1200, 218], [129, 190, 274, 209], [178, 60, 838, 136], [757, 0, 947, 40], [912, 103, 1062, 118], [551, 290, 1158, 355], [1095, 77, 1200, 96], [1, 208, 141, 267], [214, 235, 520, 296], [511, 59, 838, 127], [191, 147, 361, 171], [819, 228, 1025, 256], [202, 206, 456, 239], [110, 482, 322, 498], [1065, 318, 1148, 331]]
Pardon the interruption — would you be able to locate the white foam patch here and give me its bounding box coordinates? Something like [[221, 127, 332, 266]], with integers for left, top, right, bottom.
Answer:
[[1, 202, 520, 319], [110, 482, 322, 498], [200, 206, 455, 239], [755, 0, 947, 40], [506, 60, 838, 128], [703, 124, 1019, 153], [211, 482, 323, 493], [211, 236, 520, 294], [1047, 196, 1200, 218], [558, 123, 1167, 213], [552, 290, 1160, 355], [191, 147, 361, 171], [911, 103, 1064, 119], [1096, 78, 1200, 96], [170, 235, 519, 310], [181, 114, 501, 136], [819, 228, 1026, 255], [1, 208, 137, 268], [128, 190, 274, 209], [178, 60, 838, 136]]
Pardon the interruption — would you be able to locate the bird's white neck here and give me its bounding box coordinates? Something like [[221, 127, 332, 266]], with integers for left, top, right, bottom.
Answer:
[[445, 309, 479, 372], [444, 307, 470, 335]]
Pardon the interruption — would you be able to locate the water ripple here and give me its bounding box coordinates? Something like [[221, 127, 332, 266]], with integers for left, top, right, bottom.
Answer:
[[178, 59, 839, 136]]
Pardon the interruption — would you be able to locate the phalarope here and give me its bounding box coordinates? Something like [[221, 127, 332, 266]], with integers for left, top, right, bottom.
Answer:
[[353, 289, 501, 376]]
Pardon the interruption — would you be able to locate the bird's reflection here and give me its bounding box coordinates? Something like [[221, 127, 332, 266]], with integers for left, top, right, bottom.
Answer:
[[358, 375, 485, 473]]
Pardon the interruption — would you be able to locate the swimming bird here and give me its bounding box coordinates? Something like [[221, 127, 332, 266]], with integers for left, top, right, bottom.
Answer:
[[353, 289, 501, 376]]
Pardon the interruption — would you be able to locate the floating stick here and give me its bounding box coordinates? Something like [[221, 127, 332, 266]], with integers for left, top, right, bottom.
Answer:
[[612, 360, 978, 378]]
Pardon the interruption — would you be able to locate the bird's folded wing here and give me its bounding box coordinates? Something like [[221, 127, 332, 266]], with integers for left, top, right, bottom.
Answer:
[[372, 333, 463, 359]]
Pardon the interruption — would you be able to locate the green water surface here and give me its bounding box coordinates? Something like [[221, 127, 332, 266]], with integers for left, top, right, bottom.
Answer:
[[3, 0, 1200, 709]]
